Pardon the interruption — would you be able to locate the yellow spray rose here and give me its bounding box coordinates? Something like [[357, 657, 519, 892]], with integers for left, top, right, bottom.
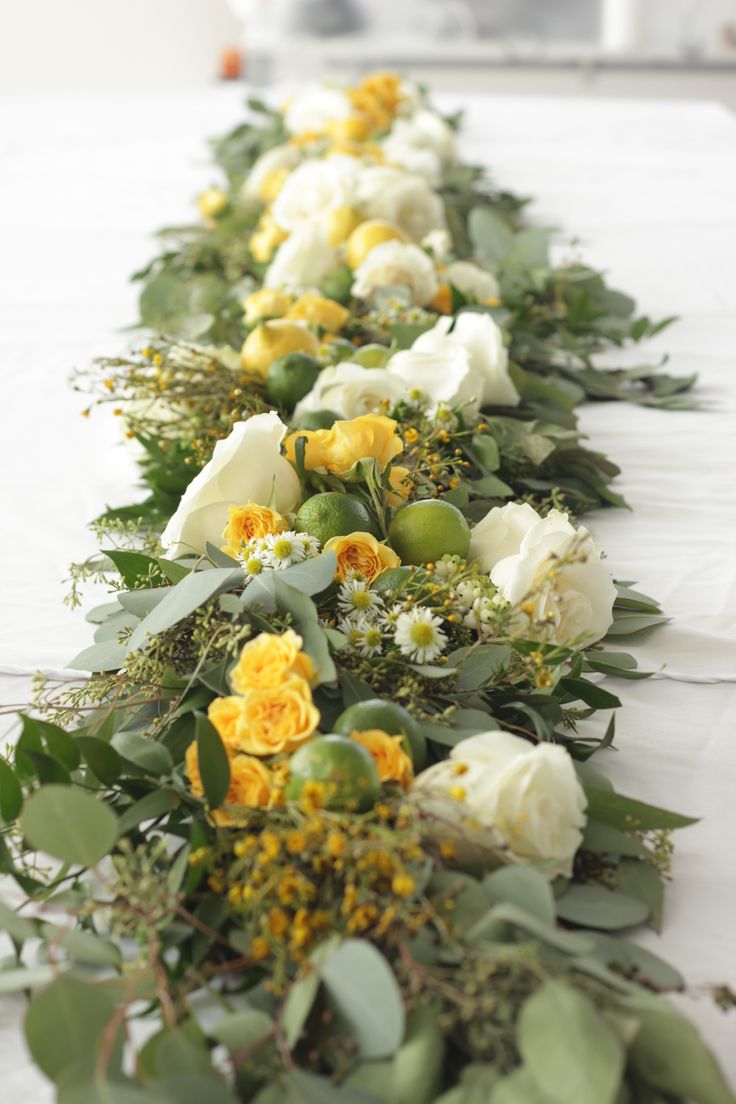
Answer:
[[286, 292, 350, 331], [285, 414, 403, 476], [324, 531, 400, 582], [249, 213, 288, 262], [242, 288, 292, 325], [241, 320, 320, 378], [350, 729, 413, 788], [230, 629, 315, 693], [185, 742, 272, 824], [197, 186, 228, 221], [222, 503, 287, 558], [346, 219, 408, 270], [234, 676, 320, 756]]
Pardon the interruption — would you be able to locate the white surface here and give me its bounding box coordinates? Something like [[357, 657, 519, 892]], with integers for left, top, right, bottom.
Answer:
[[0, 89, 735, 1097]]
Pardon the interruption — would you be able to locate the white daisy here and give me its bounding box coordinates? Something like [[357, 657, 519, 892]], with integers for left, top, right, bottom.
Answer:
[[337, 612, 367, 652], [337, 578, 384, 616], [297, 533, 321, 558], [239, 540, 268, 581], [394, 607, 447, 663], [261, 530, 307, 570]]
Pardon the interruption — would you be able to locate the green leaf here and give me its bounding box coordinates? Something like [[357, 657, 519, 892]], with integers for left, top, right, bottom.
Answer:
[[40, 924, 122, 969], [558, 678, 620, 709], [60, 1081, 162, 1104], [211, 1008, 273, 1053], [76, 736, 123, 785], [616, 859, 665, 932], [111, 731, 173, 776], [489, 1067, 552, 1104], [194, 713, 230, 809], [281, 969, 321, 1048], [518, 980, 624, 1104], [146, 1075, 239, 1104], [470, 434, 500, 471], [585, 933, 684, 990], [0, 759, 22, 821], [322, 939, 406, 1059], [102, 549, 159, 589], [448, 644, 510, 690], [555, 884, 650, 930], [20, 785, 118, 867], [69, 640, 128, 673], [0, 900, 37, 941], [581, 819, 648, 858], [278, 551, 337, 595], [585, 787, 697, 831], [283, 1070, 379, 1103], [24, 976, 121, 1082], [624, 1002, 735, 1104], [116, 790, 179, 835], [468, 902, 594, 956], [126, 567, 242, 653], [484, 866, 555, 925], [0, 965, 56, 993], [605, 611, 669, 637], [469, 208, 514, 264], [435, 1064, 501, 1104]]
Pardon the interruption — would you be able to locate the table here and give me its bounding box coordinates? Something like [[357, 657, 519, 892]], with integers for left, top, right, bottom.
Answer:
[[1, 88, 734, 1099]]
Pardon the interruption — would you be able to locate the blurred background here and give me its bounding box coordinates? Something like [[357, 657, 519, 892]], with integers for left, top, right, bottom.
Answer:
[[1, 0, 735, 107]]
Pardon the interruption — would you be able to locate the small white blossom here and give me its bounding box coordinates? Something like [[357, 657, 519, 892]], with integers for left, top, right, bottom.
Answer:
[[297, 533, 321, 558], [394, 607, 447, 663], [261, 530, 308, 569], [337, 578, 384, 616]]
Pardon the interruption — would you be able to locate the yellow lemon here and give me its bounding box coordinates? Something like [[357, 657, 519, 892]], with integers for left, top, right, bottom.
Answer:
[[241, 321, 320, 379], [242, 288, 292, 325], [346, 219, 409, 270], [325, 205, 363, 247]]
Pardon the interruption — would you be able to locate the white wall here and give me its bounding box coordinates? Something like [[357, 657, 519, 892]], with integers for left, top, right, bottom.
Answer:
[[0, 0, 241, 91]]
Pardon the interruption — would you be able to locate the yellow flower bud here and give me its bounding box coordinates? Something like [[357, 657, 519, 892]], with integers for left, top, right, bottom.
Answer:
[[324, 205, 363, 247], [197, 186, 228, 221]]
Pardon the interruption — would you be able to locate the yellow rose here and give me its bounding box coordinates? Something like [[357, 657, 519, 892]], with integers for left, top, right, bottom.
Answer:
[[230, 629, 314, 693], [249, 213, 288, 262], [242, 288, 292, 325], [186, 742, 272, 824], [346, 219, 409, 270], [241, 320, 321, 379], [386, 465, 413, 507], [350, 728, 413, 788], [207, 695, 249, 752], [285, 414, 403, 476], [222, 503, 287, 558], [258, 166, 291, 203], [235, 676, 320, 756], [326, 414, 404, 473], [286, 292, 350, 332], [428, 283, 453, 316], [197, 186, 228, 221], [324, 531, 400, 583], [326, 114, 373, 143]]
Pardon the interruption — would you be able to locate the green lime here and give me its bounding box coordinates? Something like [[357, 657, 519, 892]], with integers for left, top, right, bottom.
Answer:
[[293, 409, 341, 431], [285, 735, 381, 812], [321, 266, 354, 305], [321, 339, 355, 364], [388, 500, 470, 565], [266, 352, 321, 410], [334, 699, 426, 770], [350, 343, 390, 369], [295, 492, 378, 545]]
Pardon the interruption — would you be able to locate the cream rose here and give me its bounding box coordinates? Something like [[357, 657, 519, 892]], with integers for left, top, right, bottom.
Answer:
[[413, 312, 519, 407], [264, 223, 341, 293], [293, 362, 405, 421], [283, 85, 352, 136], [241, 143, 301, 203], [413, 730, 587, 879], [356, 165, 446, 241], [382, 109, 456, 183], [271, 156, 360, 231], [385, 347, 481, 415], [352, 241, 439, 306], [470, 504, 617, 646], [444, 261, 500, 303], [161, 412, 301, 559]]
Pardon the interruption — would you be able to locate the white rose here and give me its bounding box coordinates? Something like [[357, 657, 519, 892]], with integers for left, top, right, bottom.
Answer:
[[161, 412, 301, 559], [471, 504, 616, 646], [283, 85, 352, 136], [414, 312, 519, 407], [293, 363, 405, 421], [271, 156, 360, 231], [386, 347, 481, 415], [264, 223, 340, 293], [356, 165, 446, 241], [352, 241, 439, 306], [413, 730, 587, 879], [241, 143, 301, 203], [444, 261, 500, 303], [422, 228, 452, 263], [382, 109, 456, 182]]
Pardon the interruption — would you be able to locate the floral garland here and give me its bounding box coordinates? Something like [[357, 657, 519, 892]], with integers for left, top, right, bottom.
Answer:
[[3, 72, 733, 1103]]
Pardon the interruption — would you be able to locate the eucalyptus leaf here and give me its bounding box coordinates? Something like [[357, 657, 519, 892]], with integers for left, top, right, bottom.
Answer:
[[25, 976, 121, 1082], [126, 567, 243, 653], [322, 939, 405, 1059], [21, 786, 118, 867], [484, 866, 555, 925], [555, 884, 650, 930]]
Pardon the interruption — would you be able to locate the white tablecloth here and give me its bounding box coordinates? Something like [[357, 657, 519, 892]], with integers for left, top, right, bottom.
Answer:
[[1, 89, 735, 1098]]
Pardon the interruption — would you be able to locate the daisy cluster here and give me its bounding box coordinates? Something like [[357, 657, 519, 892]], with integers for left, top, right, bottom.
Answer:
[[337, 573, 448, 663], [239, 530, 320, 579]]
